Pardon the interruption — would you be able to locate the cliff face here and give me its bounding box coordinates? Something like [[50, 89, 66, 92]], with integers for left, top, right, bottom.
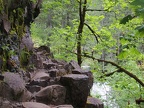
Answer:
[[0, 0, 42, 71]]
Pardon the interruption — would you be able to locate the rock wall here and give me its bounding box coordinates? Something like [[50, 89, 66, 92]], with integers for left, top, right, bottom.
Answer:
[[0, 0, 42, 72]]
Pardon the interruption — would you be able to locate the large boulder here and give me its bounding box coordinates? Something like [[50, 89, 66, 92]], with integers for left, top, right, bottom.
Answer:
[[60, 74, 89, 108], [0, 72, 31, 101], [53, 105, 74, 108], [27, 69, 50, 88], [22, 102, 50, 108], [36, 46, 53, 58], [31, 70, 50, 81], [72, 69, 94, 91], [26, 85, 41, 93], [68, 60, 81, 69], [43, 60, 58, 70], [0, 98, 12, 108], [35, 85, 66, 105], [20, 89, 32, 102], [0, 72, 24, 100], [48, 68, 59, 77], [64, 60, 81, 73], [29, 53, 44, 69], [85, 97, 104, 108], [48, 68, 68, 77], [65, 61, 93, 91]]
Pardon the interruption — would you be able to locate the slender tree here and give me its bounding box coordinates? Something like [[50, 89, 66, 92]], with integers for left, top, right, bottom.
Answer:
[[76, 0, 87, 66]]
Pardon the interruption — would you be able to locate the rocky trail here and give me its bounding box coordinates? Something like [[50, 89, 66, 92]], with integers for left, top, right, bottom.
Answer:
[[0, 46, 104, 108]]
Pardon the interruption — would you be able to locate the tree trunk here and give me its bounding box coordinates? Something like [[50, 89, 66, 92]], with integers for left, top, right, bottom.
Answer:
[[77, 0, 87, 66]]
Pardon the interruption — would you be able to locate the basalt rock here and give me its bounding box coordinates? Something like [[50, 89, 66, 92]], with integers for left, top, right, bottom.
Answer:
[[43, 61, 58, 70], [0, 72, 24, 101], [31, 70, 50, 83], [0, 72, 32, 101], [53, 105, 74, 108], [86, 97, 104, 108], [35, 85, 66, 105], [65, 61, 94, 91], [0, 44, 103, 107], [72, 69, 94, 91], [29, 53, 44, 69], [60, 74, 89, 108], [22, 102, 50, 108], [64, 60, 81, 73], [0, 99, 12, 108], [26, 85, 41, 93], [48, 68, 59, 77], [36, 46, 53, 58]]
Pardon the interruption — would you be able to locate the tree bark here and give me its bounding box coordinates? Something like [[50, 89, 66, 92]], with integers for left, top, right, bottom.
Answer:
[[77, 0, 87, 66]]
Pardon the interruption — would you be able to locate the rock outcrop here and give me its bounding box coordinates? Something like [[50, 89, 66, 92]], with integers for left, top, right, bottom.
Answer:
[[22, 102, 51, 108], [35, 85, 66, 105], [60, 74, 89, 107], [0, 72, 31, 101], [86, 97, 104, 108], [0, 46, 104, 108]]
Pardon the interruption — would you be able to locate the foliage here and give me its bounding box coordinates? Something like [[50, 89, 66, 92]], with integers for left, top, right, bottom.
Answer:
[[31, 0, 144, 107], [31, 0, 79, 60]]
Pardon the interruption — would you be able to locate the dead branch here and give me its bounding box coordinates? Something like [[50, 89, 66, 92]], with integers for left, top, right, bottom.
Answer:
[[100, 70, 120, 78], [83, 54, 144, 87]]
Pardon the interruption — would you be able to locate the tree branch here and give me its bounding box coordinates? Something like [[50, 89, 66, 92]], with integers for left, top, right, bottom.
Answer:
[[83, 54, 144, 87], [100, 70, 120, 78], [86, 6, 114, 12], [86, 9, 110, 12], [136, 98, 144, 104], [84, 23, 101, 43], [76, 0, 80, 3]]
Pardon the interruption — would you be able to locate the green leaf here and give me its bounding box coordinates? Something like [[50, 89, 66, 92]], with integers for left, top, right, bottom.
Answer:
[[130, 0, 144, 7], [135, 25, 144, 32], [135, 8, 144, 18], [129, 47, 140, 55], [120, 39, 130, 47], [120, 15, 133, 24], [118, 50, 128, 59], [118, 47, 140, 60]]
